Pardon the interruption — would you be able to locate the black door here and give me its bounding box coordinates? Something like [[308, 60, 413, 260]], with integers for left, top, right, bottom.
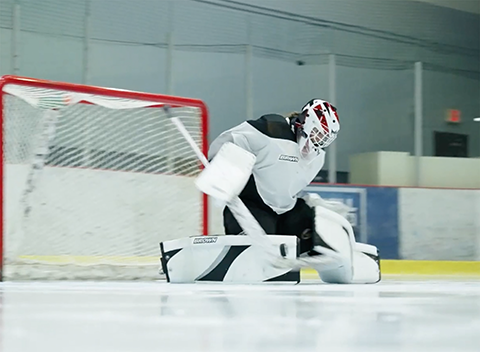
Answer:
[[434, 131, 468, 157]]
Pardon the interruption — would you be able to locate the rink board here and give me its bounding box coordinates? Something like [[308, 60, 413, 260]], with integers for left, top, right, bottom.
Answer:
[[306, 184, 480, 261], [306, 184, 399, 259]]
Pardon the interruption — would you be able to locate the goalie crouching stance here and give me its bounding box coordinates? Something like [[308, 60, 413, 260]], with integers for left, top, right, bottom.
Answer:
[[161, 99, 380, 284]]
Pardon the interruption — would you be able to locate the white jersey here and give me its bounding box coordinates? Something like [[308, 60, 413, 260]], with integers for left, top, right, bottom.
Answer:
[[209, 114, 325, 214]]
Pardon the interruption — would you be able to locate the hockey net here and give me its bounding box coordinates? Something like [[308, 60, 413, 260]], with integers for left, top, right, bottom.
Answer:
[[1, 75, 209, 280]]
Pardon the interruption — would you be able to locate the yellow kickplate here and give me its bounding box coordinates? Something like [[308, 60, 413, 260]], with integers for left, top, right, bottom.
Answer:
[[18, 255, 159, 265], [380, 260, 480, 275], [301, 260, 480, 276]]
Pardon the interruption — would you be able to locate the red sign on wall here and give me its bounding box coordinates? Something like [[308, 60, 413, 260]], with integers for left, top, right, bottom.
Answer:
[[446, 109, 461, 123]]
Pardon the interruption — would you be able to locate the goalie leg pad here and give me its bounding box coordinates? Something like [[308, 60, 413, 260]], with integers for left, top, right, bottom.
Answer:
[[351, 243, 381, 284], [310, 206, 381, 284], [311, 206, 354, 284], [160, 235, 300, 284]]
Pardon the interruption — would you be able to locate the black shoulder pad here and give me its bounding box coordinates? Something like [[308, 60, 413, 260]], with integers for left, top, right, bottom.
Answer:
[[247, 114, 296, 142]]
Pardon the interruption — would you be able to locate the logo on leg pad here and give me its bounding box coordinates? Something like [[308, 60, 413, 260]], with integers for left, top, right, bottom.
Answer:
[[193, 237, 218, 244]]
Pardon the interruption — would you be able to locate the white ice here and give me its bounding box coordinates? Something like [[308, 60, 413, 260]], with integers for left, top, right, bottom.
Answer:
[[1, 277, 479, 352]]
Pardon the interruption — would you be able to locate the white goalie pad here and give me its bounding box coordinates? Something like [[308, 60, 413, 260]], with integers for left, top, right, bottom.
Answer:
[[311, 205, 381, 284], [160, 235, 300, 284], [312, 206, 354, 284], [194, 142, 256, 203], [352, 243, 381, 284], [303, 192, 352, 218]]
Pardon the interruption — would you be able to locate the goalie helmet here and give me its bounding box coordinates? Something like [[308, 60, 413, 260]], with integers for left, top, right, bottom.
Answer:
[[291, 99, 340, 161]]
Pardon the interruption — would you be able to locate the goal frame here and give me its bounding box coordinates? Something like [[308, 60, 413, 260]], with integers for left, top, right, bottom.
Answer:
[[0, 75, 210, 280]]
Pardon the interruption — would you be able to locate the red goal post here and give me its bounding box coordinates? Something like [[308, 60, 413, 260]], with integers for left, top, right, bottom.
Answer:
[[0, 75, 209, 280]]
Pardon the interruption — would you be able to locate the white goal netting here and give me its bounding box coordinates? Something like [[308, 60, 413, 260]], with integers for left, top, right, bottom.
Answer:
[[2, 78, 208, 280]]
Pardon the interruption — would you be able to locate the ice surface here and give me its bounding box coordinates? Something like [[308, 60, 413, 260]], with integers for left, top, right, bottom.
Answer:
[[1, 277, 479, 352]]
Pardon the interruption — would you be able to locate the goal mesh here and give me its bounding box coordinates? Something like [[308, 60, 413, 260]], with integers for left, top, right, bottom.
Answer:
[[1, 76, 208, 280]]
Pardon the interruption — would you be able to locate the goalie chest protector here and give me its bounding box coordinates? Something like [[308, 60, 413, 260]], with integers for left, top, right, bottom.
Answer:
[[208, 114, 325, 214]]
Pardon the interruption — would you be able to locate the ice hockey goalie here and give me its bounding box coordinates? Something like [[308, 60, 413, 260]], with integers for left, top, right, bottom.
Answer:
[[160, 99, 380, 284]]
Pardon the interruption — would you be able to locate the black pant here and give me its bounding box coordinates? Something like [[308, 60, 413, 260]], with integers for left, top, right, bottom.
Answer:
[[223, 198, 316, 254]]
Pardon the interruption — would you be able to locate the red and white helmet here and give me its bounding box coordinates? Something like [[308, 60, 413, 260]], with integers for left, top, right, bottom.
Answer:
[[293, 99, 340, 161]]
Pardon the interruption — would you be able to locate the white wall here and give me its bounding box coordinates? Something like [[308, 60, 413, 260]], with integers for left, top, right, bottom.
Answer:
[[336, 67, 415, 171], [421, 156, 480, 189], [350, 151, 480, 188], [19, 32, 84, 84], [399, 188, 480, 260], [423, 70, 480, 158], [1, 0, 478, 172], [349, 152, 380, 185], [0, 28, 12, 74], [413, 0, 480, 14], [377, 152, 416, 187], [5, 164, 203, 260]]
